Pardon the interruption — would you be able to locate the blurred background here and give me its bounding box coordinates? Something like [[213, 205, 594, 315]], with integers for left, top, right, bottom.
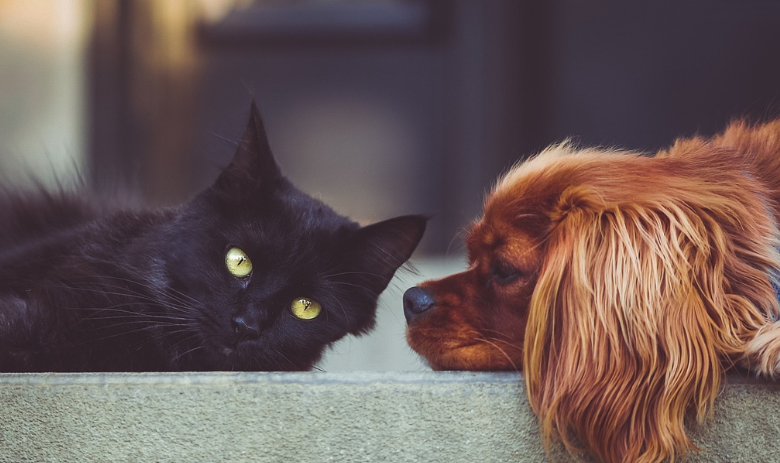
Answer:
[[2, 0, 780, 370]]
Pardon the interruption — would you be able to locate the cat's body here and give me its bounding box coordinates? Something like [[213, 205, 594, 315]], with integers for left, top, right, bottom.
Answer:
[[0, 103, 426, 372]]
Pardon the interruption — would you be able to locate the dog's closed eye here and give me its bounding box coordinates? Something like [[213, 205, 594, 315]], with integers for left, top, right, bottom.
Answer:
[[490, 259, 522, 285]]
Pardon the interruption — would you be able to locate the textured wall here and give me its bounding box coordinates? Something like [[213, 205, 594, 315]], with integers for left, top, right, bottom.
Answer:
[[1, 371, 779, 462]]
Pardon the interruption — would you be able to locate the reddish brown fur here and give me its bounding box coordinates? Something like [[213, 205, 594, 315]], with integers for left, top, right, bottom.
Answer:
[[406, 120, 780, 463]]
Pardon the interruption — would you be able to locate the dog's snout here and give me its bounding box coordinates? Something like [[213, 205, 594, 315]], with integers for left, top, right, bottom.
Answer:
[[403, 286, 435, 323]]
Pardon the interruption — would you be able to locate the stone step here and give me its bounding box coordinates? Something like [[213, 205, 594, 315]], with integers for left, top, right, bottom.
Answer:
[[1, 371, 778, 462]]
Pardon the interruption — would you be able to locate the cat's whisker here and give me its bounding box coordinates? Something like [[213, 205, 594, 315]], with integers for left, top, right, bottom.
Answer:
[[51, 284, 164, 307], [67, 269, 203, 309], [83, 319, 191, 332], [167, 332, 201, 352], [323, 270, 384, 278], [323, 269, 400, 286], [328, 281, 380, 298], [319, 262, 348, 278], [64, 305, 198, 327], [189, 305, 219, 325], [54, 282, 200, 318], [331, 299, 348, 325], [173, 345, 205, 362], [171, 339, 206, 362], [209, 131, 241, 147], [271, 349, 294, 370], [62, 301, 156, 311], [91, 276, 202, 310], [162, 286, 205, 307], [368, 243, 404, 267], [134, 329, 199, 355], [76, 325, 166, 344], [78, 316, 186, 326], [64, 303, 193, 320]]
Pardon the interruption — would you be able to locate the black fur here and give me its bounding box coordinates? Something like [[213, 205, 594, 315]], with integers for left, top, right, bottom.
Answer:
[[0, 103, 426, 372]]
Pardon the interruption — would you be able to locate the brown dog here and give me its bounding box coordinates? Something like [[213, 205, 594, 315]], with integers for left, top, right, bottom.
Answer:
[[404, 120, 780, 463]]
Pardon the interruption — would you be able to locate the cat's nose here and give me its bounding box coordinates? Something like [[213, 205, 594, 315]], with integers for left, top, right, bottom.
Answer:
[[403, 286, 435, 324], [231, 315, 260, 342]]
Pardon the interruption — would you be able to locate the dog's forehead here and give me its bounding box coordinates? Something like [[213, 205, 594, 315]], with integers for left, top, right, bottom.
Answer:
[[469, 218, 502, 249], [469, 216, 533, 253], [469, 221, 489, 245]]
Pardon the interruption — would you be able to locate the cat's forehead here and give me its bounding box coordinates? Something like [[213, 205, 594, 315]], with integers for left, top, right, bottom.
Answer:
[[270, 188, 356, 232], [192, 180, 359, 253], [226, 195, 355, 248]]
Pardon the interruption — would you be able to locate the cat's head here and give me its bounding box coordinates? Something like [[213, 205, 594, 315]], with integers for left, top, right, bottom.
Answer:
[[154, 102, 426, 370]]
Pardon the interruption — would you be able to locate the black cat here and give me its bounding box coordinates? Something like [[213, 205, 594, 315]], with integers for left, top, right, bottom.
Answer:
[[0, 103, 426, 372]]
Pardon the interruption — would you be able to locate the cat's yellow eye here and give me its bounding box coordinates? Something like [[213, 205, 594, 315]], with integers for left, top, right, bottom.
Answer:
[[291, 297, 321, 320], [225, 247, 252, 278]]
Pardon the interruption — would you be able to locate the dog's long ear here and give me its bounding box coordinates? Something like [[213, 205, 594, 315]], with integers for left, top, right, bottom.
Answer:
[[523, 185, 770, 463]]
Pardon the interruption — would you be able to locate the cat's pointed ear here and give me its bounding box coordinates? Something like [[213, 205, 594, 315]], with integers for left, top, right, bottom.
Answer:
[[353, 215, 428, 296], [213, 101, 282, 196]]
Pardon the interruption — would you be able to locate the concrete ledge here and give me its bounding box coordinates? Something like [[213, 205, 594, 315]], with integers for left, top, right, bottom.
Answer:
[[1, 372, 779, 462]]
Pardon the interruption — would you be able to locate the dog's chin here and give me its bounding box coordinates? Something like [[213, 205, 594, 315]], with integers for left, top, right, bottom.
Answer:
[[407, 330, 523, 371]]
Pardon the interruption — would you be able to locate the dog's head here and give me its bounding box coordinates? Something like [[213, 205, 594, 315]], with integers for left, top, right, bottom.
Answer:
[[402, 146, 572, 371], [404, 143, 670, 372], [404, 136, 780, 463]]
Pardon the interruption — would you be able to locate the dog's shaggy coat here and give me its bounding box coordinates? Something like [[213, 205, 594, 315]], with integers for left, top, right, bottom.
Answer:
[[405, 120, 780, 463]]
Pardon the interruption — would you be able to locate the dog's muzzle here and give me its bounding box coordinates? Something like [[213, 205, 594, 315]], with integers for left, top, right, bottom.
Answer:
[[403, 286, 435, 323]]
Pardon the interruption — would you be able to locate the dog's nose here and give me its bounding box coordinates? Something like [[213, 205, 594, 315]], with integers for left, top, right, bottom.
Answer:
[[403, 286, 435, 323]]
